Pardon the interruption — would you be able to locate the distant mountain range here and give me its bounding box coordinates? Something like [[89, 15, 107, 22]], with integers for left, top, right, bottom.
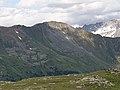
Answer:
[[82, 19, 120, 37], [0, 21, 120, 81]]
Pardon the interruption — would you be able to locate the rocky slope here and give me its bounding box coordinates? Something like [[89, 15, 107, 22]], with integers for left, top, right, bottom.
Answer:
[[82, 19, 120, 37], [0, 21, 119, 81]]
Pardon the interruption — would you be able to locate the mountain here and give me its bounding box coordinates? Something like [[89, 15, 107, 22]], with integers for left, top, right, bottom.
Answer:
[[1, 69, 120, 90], [0, 21, 119, 81], [82, 19, 120, 37]]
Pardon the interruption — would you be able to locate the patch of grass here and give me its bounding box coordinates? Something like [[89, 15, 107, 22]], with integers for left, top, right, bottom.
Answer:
[[0, 70, 120, 90]]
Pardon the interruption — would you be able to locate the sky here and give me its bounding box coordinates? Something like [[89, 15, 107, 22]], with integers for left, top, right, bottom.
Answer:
[[0, 0, 120, 27]]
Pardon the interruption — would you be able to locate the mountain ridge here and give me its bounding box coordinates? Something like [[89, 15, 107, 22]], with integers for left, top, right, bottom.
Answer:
[[0, 21, 119, 81]]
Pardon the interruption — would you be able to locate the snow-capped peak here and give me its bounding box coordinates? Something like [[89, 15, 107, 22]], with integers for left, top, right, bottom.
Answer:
[[83, 19, 120, 38], [92, 24, 117, 37]]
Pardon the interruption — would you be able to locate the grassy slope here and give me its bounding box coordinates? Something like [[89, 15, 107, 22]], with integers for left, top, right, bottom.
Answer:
[[0, 70, 120, 90]]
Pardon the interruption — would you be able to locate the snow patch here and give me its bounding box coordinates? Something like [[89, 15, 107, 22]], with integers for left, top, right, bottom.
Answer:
[[18, 36, 22, 40], [65, 36, 70, 40], [15, 31, 19, 34], [29, 48, 32, 50], [62, 31, 66, 34]]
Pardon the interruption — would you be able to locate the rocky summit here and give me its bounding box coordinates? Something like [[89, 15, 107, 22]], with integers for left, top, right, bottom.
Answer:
[[0, 21, 120, 81]]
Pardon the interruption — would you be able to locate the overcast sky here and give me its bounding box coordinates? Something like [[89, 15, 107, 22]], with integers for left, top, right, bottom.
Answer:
[[0, 0, 120, 26]]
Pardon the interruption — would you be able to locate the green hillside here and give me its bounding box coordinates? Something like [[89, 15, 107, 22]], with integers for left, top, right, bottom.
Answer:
[[0, 69, 120, 90]]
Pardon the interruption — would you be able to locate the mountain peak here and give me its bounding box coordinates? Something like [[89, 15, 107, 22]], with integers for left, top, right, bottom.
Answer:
[[82, 19, 120, 38], [43, 21, 75, 32]]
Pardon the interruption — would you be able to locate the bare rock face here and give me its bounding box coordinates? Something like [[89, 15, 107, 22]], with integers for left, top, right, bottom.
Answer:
[[0, 21, 119, 81]]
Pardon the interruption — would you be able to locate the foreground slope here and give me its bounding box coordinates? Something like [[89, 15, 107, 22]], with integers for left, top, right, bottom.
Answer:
[[0, 21, 119, 81], [0, 70, 120, 90]]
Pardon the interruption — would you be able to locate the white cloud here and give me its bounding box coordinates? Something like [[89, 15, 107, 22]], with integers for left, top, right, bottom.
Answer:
[[0, 0, 120, 26], [0, 7, 68, 26], [18, 0, 49, 8], [0, 0, 7, 5]]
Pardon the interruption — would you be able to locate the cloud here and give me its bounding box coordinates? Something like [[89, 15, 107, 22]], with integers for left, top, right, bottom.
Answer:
[[17, 0, 97, 9], [0, 0, 7, 5], [0, 0, 120, 26], [17, 0, 49, 8], [0, 7, 68, 26], [0, 0, 4, 3]]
